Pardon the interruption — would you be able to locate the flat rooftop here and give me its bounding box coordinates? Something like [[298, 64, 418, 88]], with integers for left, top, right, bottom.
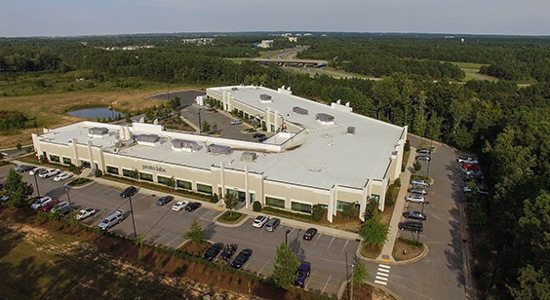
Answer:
[[39, 86, 406, 190]]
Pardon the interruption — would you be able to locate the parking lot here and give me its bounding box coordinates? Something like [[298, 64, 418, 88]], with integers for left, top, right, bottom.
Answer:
[[6, 165, 358, 296]]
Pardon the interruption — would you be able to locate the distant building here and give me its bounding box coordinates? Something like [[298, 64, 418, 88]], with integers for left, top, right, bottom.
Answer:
[[257, 40, 274, 48]]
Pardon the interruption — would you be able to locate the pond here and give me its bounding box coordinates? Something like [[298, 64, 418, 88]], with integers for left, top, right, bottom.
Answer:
[[67, 107, 125, 120]]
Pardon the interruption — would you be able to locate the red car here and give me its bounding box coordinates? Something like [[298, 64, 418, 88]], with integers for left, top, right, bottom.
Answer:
[[462, 163, 479, 171], [41, 199, 60, 212]]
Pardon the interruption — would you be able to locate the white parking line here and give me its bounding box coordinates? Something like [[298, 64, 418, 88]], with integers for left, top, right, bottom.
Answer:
[[379, 264, 391, 269], [257, 258, 271, 275], [377, 268, 390, 273], [304, 270, 315, 289], [374, 280, 388, 285], [376, 272, 389, 277], [322, 275, 332, 293], [375, 263, 390, 286], [167, 235, 181, 248], [326, 236, 335, 250], [341, 239, 349, 253], [312, 233, 322, 246], [376, 276, 388, 281]]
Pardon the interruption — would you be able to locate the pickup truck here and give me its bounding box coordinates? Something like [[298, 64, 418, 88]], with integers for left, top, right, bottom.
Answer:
[[457, 157, 478, 165], [294, 262, 311, 288]]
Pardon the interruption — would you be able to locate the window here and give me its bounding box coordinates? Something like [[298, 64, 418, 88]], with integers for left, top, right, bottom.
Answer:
[[177, 180, 192, 190], [337, 200, 352, 212], [62, 157, 71, 165], [49, 154, 60, 163], [81, 160, 91, 168], [139, 172, 153, 182], [291, 201, 312, 213], [270, 124, 275, 132], [157, 175, 171, 185], [122, 169, 135, 178], [266, 196, 285, 208], [370, 194, 380, 203], [106, 166, 119, 175], [250, 193, 255, 203], [197, 183, 212, 194]]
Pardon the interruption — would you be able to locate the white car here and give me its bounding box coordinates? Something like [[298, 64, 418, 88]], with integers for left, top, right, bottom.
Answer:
[[39, 168, 60, 178], [405, 194, 426, 203], [252, 215, 269, 228], [172, 200, 189, 211], [457, 157, 478, 165], [29, 167, 45, 176], [230, 120, 243, 125], [30, 196, 52, 210], [54, 172, 72, 182], [76, 208, 96, 220]]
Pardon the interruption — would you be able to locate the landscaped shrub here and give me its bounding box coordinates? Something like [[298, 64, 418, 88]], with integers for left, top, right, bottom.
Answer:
[[311, 204, 324, 221], [394, 178, 401, 187], [252, 201, 262, 212], [210, 193, 219, 203]]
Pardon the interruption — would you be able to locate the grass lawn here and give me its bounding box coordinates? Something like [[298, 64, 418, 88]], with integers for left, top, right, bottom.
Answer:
[[392, 237, 424, 261]]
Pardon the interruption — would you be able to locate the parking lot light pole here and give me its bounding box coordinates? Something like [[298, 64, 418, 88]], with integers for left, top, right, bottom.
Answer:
[[285, 229, 291, 246], [65, 187, 71, 205], [350, 263, 355, 300], [198, 108, 202, 135], [129, 196, 138, 238], [33, 172, 40, 197]]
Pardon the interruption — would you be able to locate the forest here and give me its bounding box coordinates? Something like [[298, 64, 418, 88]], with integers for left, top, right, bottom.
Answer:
[[1, 34, 550, 299]]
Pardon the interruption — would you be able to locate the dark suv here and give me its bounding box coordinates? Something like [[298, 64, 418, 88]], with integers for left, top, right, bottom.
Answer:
[[398, 221, 424, 233], [203, 242, 224, 261], [120, 186, 138, 198], [294, 262, 311, 288]]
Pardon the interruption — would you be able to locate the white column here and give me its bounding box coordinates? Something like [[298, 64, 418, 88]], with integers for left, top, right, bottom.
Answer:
[[266, 107, 271, 132], [360, 184, 368, 222], [87, 140, 95, 172], [220, 162, 225, 204], [274, 110, 279, 131], [328, 185, 336, 223], [71, 137, 80, 165], [378, 179, 387, 212]]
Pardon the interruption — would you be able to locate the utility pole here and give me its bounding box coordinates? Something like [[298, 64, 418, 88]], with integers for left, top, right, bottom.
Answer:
[[350, 263, 355, 300], [65, 187, 71, 205], [285, 229, 291, 246], [198, 108, 202, 134]]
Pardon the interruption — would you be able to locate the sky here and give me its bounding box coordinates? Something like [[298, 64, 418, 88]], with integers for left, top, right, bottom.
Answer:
[[1, 0, 548, 37]]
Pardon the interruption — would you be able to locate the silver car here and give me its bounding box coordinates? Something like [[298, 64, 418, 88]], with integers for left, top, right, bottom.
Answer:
[[405, 194, 426, 203], [410, 179, 430, 187]]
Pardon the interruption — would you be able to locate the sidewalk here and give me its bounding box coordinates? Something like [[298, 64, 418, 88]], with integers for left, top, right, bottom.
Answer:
[[376, 149, 416, 263]]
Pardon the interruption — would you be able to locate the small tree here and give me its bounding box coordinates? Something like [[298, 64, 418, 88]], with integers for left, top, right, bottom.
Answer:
[[67, 209, 81, 234], [359, 210, 389, 248], [39, 154, 48, 164], [224, 193, 239, 217], [165, 176, 176, 190], [210, 193, 219, 203], [413, 161, 422, 172], [352, 260, 369, 286], [184, 218, 204, 244], [341, 202, 357, 219], [272, 242, 301, 290], [3, 169, 33, 208], [252, 201, 262, 212], [16, 143, 22, 151], [125, 111, 131, 123], [69, 163, 84, 178], [311, 204, 325, 221], [201, 121, 211, 133], [404, 140, 411, 152], [364, 198, 379, 220]]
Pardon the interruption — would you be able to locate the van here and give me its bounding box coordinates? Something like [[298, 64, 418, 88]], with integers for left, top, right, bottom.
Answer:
[[51, 201, 71, 215], [265, 218, 281, 232], [98, 209, 124, 231]]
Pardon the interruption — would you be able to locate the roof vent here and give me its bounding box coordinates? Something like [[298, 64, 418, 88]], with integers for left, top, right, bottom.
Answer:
[[347, 126, 355, 135], [293, 106, 308, 116], [88, 127, 109, 138], [259, 94, 273, 103], [171, 139, 200, 152], [231, 87, 238, 91], [208, 144, 232, 155], [241, 152, 257, 162], [315, 113, 335, 125], [136, 134, 160, 146]]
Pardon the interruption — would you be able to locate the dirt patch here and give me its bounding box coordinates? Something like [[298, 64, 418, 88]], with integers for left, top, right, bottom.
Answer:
[[392, 237, 424, 261], [318, 210, 362, 232]]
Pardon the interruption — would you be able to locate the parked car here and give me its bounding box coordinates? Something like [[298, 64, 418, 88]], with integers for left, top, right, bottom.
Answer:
[[264, 218, 281, 232], [258, 136, 268, 142], [407, 187, 428, 195], [405, 194, 426, 203], [120, 186, 138, 198], [303, 228, 318, 241], [231, 249, 252, 269], [185, 202, 201, 212], [76, 208, 96, 220], [98, 209, 124, 231], [203, 242, 224, 261], [30, 196, 52, 210], [463, 186, 489, 195], [462, 163, 480, 171], [416, 155, 431, 162], [230, 120, 242, 125], [220, 244, 238, 262], [15, 165, 34, 173], [54, 172, 72, 182], [252, 215, 269, 228], [29, 167, 45, 176], [51, 201, 71, 215], [416, 149, 431, 155], [39, 168, 60, 178], [252, 133, 266, 139], [410, 179, 430, 187], [156, 195, 174, 206], [41, 199, 60, 212], [402, 210, 427, 221], [172, 200, 189, 211], [294, 262, 311, 288], [398, 221, 424, 233], [457, 157, 478, 165]]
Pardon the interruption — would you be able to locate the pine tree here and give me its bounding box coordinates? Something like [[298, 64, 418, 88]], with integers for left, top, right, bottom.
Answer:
[[272, 242, 300, 289], [184, 218, 204, 244]]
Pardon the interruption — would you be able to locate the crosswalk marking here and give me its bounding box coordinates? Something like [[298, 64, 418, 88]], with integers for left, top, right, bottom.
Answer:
[[374, 264, 390, 286]]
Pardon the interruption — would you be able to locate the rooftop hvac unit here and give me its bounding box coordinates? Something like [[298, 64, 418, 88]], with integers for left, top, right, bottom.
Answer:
[[231, 87, 238, 91], [293, 106, 308, 116], [88, 127, 109, 138], [315, 113, 335, 124], [241, 152, 257, 162], [347, 126, 356, 135], [171, 139, 200, 152], [208, 144, 232, 155], [259, 94, 272, 103]]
